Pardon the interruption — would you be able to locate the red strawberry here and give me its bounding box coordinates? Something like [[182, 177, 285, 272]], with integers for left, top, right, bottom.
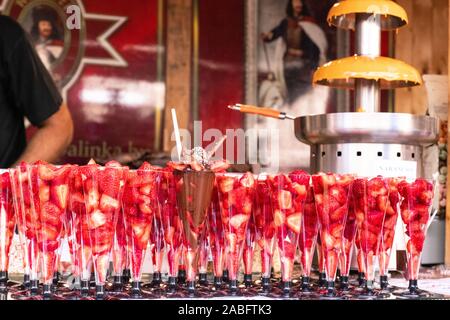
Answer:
[[329, 186, 347, 205], [38, 163, 58, 181], [277, 190, 292, 210], [330, 223, 343, 238], [88, 210, 107, 229], [273, 210, 285, 227], [337, 174, 353, 187], [230, 214, 250, 230], [51, 184, 69, 210], [99, 194, 120, 212], [286, 213, 301, 234], [40, 202, 62, 227], [86, 187, 100, 213], [239, 172, 255, 188], [325, 250, 338, 277], [164, 226, 175, 245], [209, 159, 230, 172], [226, 233, 237, 252], [219, 177, 235, 194], [330, 205, 347, 222], [321, 174, 336, 187], [98, 168, 122, 196], [401, 209, 412, 224], [322, 232, 335, 251], [367, 210, 384, 227], [40, 224, 60, 242]]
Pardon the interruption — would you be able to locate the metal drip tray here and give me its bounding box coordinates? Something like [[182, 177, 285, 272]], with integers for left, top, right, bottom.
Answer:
[[294, 113, 439, 145]]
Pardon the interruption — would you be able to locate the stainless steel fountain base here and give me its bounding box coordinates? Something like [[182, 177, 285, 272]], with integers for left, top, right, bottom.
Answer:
[[311, 143, 422, 177], [294, 113, 439, 177]]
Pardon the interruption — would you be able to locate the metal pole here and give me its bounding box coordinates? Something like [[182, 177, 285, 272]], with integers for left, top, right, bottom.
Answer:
[[355, 13, 381, 112]]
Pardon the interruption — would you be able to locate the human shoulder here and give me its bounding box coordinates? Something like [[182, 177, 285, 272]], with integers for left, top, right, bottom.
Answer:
[[0, 15, 27, 43]]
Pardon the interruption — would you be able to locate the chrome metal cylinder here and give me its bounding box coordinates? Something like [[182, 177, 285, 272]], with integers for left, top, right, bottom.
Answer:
[[355, 13, 381, 113]]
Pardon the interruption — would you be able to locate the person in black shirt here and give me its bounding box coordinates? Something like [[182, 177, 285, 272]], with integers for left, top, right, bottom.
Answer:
[[0, 15, 73, 168]]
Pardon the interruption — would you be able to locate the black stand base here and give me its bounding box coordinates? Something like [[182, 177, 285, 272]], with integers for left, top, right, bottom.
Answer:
[[244, 274, 252, 287], [52, 272, 60, 286], [122, 269, 131, 284], [282, 281, 292, 297], [113, 276, 123, 292], [152, 272, 162, 286], [131, 281, 142, 298], [168, 277, 177, 292], [30, 280, 39, 296], [301, 276, 311, 292], [80, 280, 90, 297], [380, 275, 389, 290], [96, 285, 105, 300], [23, 274, 30, 289], [214, 277, 222, 289], [318, 272, 327, 287], [261, 277, 270, 292], [43, 284, 52, 299], [177, 270, 186, 284], [222, 270, 229, 283], [340, 276, 349, 291], [229, 280, 238, 295], [358, 272, 366, 287], [199, 273, 208, 286], [0, 271, 7, 292], [187, 280, 196, 295]]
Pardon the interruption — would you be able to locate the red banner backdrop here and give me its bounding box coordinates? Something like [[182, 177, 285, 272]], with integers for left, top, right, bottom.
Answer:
[[3, 0, 164, 165]]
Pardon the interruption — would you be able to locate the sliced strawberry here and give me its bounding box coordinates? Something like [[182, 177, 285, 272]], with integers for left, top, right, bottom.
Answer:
[[325, 250, 338, 278], [40, 224, 60, 242], [330, 223, 343, 238], [277, 190, 292, 210], [95, 254, 111, 283], [230, 214, 250, 230], [292, 182, 307, 198], [330, 205, 347, 222], [239, 172, 255, 188], [51, 184, 69, 210], [38, 163, 58, 181], [286, 213, 301, 234], [39, 184, 50, 203], [88, 210, 107, 229], [337, 174, 353, 187], [219, 177, 235, 194], [98, 168, 122, 196], [226, 233, 237, 253], [321, 174, 336, 187], [139, 184, 152, 195], [164, 226, 175, 244], [401, 209, 412, 224], [138, 202, 152, 216], [99, 194, 120, 211], [40, 202, 62, 227], [86, 188, 100, 213], [273, 210, 285, 227], [322, 232, 335, 251]]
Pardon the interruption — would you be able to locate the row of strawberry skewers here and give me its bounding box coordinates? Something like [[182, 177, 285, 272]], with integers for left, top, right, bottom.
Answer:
[[0, 160, 434, 299]]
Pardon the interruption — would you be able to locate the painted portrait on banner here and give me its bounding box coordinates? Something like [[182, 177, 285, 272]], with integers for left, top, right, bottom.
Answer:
[[250, 0, 337, 172], [2, 0, 165, 165]]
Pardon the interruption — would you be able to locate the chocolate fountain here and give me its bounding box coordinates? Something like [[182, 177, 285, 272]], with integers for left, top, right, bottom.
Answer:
[[231, 0, 438, 178]]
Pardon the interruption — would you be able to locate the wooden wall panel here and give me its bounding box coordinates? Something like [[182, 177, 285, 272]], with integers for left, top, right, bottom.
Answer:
[[163, 0, 193, 153], [395, 0, 448, 114]]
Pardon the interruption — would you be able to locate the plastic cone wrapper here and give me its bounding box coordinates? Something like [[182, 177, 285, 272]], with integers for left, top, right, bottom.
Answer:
[[122, 163, 159, 282], [0, 170, 15, 275], [80, 160, 128, 286], [267, 171, 310, 283], [398, 178, 434, 281], [353, 176, 389, 285], [378, 177, 401, 276], [298, 186, 319, 278], [207, 186, 225, 280], [254, 177, 275, 279], [312, 173, 354, 283], [216, 172, 255, 283], [158, 168, 183, 279]]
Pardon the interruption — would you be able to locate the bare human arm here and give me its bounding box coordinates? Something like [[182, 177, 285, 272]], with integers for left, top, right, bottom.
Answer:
[[12, 103, 74, 166]]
